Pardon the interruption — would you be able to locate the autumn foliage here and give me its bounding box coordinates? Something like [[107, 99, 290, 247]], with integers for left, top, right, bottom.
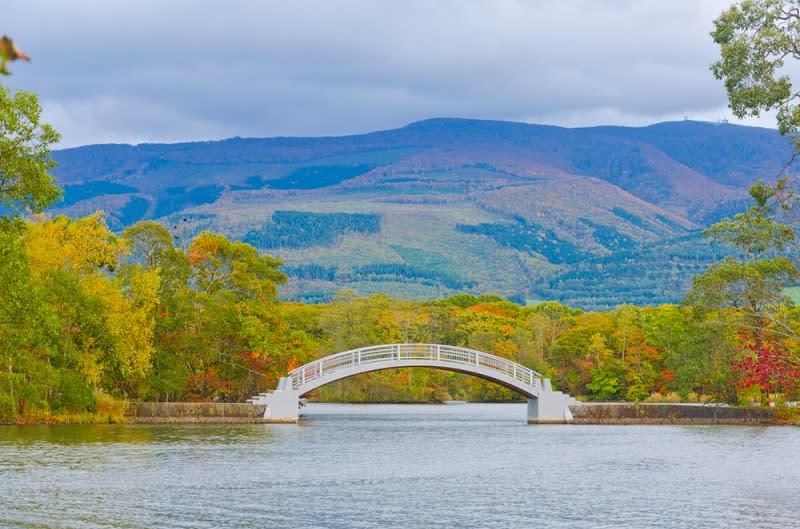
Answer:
[[2, 212, 800, 422], [734, 343, 800, 400]]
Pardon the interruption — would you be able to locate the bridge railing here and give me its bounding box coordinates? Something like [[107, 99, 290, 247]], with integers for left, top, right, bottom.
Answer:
[[287, 343, 542, 392]]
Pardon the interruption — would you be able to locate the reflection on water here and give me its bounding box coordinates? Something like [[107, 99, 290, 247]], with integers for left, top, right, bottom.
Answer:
[[0, 423, 284, 446], [0, 403, 798, 529]]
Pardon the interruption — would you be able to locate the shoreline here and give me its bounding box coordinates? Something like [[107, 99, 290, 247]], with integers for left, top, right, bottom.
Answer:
[[569, 402, 778, 425], [2, 401, 796, 425], [121, 401, 797, 425]]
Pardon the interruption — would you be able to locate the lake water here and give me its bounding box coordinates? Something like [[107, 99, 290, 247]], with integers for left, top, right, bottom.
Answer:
[[0, 403, 798, 529]]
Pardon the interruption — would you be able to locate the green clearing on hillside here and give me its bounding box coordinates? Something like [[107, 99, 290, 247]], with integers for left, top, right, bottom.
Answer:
[[266, 164, 373, 190], [244, 211, 380, 249], [61, 182, 139, 206], [456, 220, 583, 264]]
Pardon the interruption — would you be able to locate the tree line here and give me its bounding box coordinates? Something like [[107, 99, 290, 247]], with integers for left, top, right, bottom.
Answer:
[[1, 207, 799, 422]]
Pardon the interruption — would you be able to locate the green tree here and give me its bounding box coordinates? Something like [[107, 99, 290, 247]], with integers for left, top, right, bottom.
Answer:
[[686, 179, 800, 348], [0, 67, 88, 420], [0, 85, 61, 217], [709, 0, 800, 399], [188, 231, 286, 301], [122, 221, 176, 270], [686, 257, 797, 339], [0, 224, 59, 420], [684, 185, 799, 401], [705, 178, 795, 259], [586, 360, 625, 401], [712, 0, 800, 136]]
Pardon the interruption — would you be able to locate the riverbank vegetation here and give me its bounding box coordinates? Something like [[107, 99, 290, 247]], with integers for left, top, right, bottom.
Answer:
[[2, 207, 800, 423]]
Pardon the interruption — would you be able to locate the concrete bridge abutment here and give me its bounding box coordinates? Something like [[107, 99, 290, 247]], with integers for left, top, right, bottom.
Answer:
[[527, 379, 578, 424], [264, 389, 300, 422]]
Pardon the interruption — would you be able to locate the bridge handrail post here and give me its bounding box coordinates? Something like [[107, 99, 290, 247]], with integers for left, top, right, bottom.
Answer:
[[436, 344, 440, 361]]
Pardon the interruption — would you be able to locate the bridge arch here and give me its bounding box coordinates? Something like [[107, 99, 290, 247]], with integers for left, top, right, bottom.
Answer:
[[282, 343, 543, 398], [253, 344, 577, 423]]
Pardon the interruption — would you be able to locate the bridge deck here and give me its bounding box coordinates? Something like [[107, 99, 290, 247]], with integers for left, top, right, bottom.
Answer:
[[287, 344, 543, 397]]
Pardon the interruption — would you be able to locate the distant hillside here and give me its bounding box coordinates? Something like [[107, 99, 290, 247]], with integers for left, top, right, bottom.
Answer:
[[49, 118, 794, 309]]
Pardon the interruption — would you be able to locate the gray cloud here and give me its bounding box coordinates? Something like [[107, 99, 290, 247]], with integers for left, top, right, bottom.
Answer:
[[4, 0, 754, 147]]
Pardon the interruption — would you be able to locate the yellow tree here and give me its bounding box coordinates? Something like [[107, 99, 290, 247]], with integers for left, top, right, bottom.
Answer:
[[24, 213, 160, 394], [378, 301, 430, 343]]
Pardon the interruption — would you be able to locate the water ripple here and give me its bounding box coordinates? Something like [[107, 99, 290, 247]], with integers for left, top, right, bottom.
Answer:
[[0, 404, 798, 529]]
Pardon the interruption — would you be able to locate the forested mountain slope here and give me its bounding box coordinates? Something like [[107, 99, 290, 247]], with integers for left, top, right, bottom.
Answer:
[[49, 118, 793, 309]]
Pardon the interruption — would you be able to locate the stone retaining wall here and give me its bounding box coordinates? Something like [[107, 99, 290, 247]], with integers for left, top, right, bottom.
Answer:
[[570, 403, 776, 424], [125, 401, 779, 425], [127, 402, 267, 423]]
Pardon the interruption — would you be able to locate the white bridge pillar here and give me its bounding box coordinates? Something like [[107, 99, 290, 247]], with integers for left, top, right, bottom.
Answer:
[[527, 379, 577, 424], [262, 378, 300, 423], [265, 390, 300, 422]]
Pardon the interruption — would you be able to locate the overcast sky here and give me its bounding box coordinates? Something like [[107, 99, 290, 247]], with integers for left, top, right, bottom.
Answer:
[[3, 0, 763, 147]]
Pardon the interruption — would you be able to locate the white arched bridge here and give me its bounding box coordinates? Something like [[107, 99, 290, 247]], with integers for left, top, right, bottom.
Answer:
[[250, 344, 578, 423]]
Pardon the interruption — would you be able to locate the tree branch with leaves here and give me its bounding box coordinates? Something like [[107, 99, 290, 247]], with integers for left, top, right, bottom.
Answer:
[[712, 0, 800, 137]]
